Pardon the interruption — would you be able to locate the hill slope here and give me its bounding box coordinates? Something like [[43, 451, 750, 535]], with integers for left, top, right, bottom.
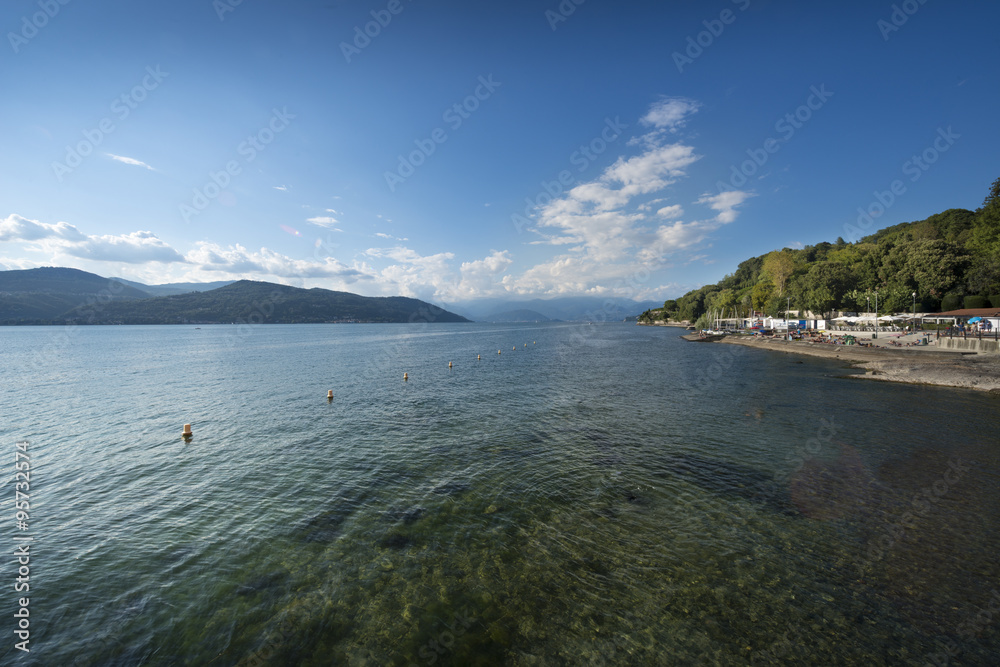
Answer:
[[62, 280, 470, 324], [110, 277, 236, 296], [0, 267, 151, 322], [0, 269, 470, 324], [647, 177, 1000, 326]]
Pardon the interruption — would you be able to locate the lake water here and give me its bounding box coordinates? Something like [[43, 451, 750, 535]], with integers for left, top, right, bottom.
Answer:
[[2, 322, 999, 665]]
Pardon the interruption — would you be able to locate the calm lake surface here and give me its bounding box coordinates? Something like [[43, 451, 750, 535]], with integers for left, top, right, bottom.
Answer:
[[2, 322, 999, 665]]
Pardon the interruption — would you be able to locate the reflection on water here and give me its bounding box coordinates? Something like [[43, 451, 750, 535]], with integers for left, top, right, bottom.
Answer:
[[1, 323, 998, 665]]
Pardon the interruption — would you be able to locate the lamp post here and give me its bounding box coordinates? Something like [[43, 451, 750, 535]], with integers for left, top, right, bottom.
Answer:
[[873, 291, 879, 340], [912, 291, 917, 335], [787, 296, 791, 340]]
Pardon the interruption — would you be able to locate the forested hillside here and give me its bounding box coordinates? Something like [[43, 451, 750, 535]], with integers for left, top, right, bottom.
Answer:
[[643, 177, 1000, 324]]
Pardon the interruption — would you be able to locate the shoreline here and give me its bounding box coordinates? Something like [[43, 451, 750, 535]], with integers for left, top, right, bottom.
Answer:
[[714, 335, 1000, 393]]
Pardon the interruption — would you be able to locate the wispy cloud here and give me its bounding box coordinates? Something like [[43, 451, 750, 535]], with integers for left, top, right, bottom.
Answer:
[[273, 185, 288, 192], [657, 204, 684, 219], [697, 190, 754, 224], [306, 216, 340, 229], [508, 97, 753, 298], [105, 153, 154, 170], [641, 97, 701, 131]]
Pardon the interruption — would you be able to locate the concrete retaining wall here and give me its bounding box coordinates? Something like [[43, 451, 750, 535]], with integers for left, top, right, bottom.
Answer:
[[937, 337, 1000, 354]]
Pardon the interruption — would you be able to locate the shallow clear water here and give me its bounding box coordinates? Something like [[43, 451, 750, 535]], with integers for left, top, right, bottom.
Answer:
[[2, 322, 999, 665]]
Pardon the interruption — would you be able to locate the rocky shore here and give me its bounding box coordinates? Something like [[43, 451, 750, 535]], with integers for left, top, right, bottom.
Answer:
[[716, 335, 1000, 393]]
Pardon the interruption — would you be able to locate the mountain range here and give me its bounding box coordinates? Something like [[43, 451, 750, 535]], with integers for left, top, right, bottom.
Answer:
[[0, 267, 659, 324], [445, 296, 662, 323], [0, 268, 468, 324]]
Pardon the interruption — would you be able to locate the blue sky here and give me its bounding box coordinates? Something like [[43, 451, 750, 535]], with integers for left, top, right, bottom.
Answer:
[[2, 0, 998, 304]]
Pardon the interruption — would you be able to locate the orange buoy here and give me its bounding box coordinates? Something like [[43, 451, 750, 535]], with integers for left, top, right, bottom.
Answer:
[[477, 354, 481, 360], [449, 361, 453, 368], [182, 423, 193, 439], [403, 372, 408, 381]]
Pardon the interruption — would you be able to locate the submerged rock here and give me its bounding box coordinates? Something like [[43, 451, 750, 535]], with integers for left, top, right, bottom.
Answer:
[[382, 507, 425, 524], [378, 533, 413, 549], [431, 481, 471, 496], [236, 569, 290, 597], [659, 452, 798, 516]]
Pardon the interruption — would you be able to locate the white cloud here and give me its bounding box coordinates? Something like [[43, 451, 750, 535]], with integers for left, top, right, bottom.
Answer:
[[697, 190, 754, 224], [456, 250, 512, 297], [1, 214, 183, 264], [0, 214, 86, 242], [641, 98, 701, 131], [503, 97, 756, 299], [656, 205, 684, 219], [306, 216, 339, 228], [106, 154, 154, 170], [274, 185, 288, 192], [72, 231, 185, 264], [186, 243, 370, 282], [375, 232, 408, 241]]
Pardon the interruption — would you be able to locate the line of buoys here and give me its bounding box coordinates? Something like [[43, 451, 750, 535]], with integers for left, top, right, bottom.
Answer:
[[182, 340, 542, 436]]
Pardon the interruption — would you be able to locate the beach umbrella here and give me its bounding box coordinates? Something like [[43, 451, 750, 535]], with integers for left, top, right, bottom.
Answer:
[[968, 316, 982, 323]]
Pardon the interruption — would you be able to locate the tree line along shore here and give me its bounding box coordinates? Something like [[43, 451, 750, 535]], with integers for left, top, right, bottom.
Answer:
[[639, 177, 1000, 330]]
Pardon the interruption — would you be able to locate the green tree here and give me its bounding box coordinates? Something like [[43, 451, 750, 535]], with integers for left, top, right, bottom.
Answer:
[[762, 250, 796, 296], [709, 288, 737, 317], [751, 281, 774, 313]]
